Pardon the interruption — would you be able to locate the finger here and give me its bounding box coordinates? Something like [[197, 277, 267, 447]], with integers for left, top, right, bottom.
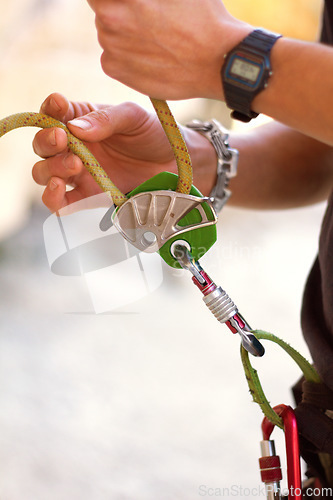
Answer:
[[32, 127, 68, 158], [40, 92, 71, 121], [42, 176, 92, 212], [40, 92, 98, 124], [32, 153, 83, 186], [67, 101, 149, 142], [42, 177, 68, 212]]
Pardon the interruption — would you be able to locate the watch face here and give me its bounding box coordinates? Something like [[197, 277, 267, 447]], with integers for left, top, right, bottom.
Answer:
[[225, 51, 264, 89], [230, 57, 261, 83]]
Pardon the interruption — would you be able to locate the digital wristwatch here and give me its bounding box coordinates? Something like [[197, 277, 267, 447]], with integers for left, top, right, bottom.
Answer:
[[222, 29, 282, 122]]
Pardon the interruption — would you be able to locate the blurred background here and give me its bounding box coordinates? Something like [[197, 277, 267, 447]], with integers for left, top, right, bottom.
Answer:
[[0, 0, 326, 499]]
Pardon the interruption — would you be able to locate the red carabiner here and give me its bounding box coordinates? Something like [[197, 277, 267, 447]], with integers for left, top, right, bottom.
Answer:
[[262, 404, 301, 499]]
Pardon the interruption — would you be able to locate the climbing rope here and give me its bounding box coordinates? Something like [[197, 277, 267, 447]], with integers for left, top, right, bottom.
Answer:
[[0, 99, 193, 206], [150, 98, 192, 193], [0, 112, 128, 205]]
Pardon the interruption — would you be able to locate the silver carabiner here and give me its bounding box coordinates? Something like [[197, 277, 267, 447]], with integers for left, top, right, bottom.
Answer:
[[172, 242, 264, 357]]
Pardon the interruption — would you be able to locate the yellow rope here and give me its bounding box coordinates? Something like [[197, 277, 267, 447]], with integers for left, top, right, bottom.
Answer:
[[150, 99, 192, 194], [0, 112, 127, 206], [0, 101, 193, 204]]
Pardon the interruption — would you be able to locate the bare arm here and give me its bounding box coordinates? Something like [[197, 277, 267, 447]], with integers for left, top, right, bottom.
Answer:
[[88, 0, 333, 147], [252, 39, 333, 146], [184, 121, 333, 210]]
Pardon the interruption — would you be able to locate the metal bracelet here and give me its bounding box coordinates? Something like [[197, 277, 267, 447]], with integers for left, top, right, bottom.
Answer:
[[185, 118, 239, 213]]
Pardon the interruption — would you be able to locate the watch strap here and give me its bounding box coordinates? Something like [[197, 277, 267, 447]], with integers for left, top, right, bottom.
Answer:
[[222, 29, 282, 122]]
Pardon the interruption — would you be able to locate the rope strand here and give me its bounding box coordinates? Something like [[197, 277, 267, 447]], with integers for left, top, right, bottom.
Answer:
[[0, 100, 194, 204]]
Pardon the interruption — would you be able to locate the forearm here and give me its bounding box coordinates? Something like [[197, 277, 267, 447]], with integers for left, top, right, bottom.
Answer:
[[184, 121, 333, 210], [251, 38, 333, 145]]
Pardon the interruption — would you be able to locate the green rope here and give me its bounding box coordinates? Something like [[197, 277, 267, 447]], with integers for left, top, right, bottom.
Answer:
[[241, 329, 321, 429]]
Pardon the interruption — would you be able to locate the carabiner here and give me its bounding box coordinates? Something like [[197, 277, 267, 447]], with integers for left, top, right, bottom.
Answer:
[[172, 243, 265, 357], [260, 404, 301, 500]]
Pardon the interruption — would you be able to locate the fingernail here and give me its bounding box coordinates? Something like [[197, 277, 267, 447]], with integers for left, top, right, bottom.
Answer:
[[49, 180, 58, 191], [49, 129, 57, 146], [50, 97, 62, 111], [68, 118, 92, 130], [63, 152, 75, 169], [41, 97, 61, 113]]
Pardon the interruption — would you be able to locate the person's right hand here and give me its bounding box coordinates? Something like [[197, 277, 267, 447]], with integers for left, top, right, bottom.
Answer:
[[32, 93, 181, 212], [87, 0, 252, 101]]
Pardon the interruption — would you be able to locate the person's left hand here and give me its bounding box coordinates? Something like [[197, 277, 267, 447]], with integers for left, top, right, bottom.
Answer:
[[32, 93, 178, 211]]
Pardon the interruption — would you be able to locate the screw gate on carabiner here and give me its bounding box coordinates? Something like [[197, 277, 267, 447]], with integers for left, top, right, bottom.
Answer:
[[172, 243, 265, 357], [260, 404, 302, 500]]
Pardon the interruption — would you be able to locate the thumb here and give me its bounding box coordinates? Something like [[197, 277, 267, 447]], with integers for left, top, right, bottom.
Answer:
[[67, 103, 149, 142]]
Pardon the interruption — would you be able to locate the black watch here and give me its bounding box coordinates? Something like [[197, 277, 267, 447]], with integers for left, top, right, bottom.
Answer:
[[221, 28, 282, 122]]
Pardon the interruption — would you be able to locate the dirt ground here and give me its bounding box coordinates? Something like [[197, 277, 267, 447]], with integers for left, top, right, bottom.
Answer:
[[0, 1, 327, 499]]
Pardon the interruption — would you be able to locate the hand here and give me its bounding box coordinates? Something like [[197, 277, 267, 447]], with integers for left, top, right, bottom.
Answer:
[[87, 0, 252, 100], [32, 93, 178, 212]]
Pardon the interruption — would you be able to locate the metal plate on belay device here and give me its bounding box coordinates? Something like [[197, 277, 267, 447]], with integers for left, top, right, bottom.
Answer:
[[111, 172, 217, 268]]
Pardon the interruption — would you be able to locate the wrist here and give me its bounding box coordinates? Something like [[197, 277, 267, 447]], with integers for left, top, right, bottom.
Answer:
[[207, 20, 254, 101], [221, 28, 283, 121], [251, 36, 287, 115], [181, 126, 217, 195], [185, 119, 238, 212]]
